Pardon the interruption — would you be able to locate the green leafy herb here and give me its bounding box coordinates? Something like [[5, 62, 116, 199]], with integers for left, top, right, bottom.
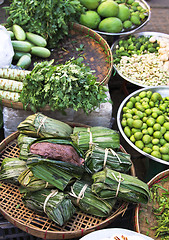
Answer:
[[19, 58, 109, 114], [4, 0, 85, 48]]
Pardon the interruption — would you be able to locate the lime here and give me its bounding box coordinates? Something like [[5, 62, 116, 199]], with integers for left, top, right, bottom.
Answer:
[[151, 112, 158, 119], [143, 147, 152, 154], [80, 11, 101, 29], [149, 101, 155, 107], [126, 101, 134, 109], [130, 135, 135, 143], [151, 150, 161, 159], [135, 140, 144, 149], [161, 154, 169, 161], [142, 129, 148, 135], [141, 123, 147, 130], [152, 145, 160, 152], [159, 146, 169, 154], [124, 126, 131, 138], [134, 131, 143, 140], [131, 128, 141, 134], [164, 131, 169, 142], [123, 20, 132, 29], [132, 119, 143, 128], [153, 123, 161, 131], [126, 118, 134, 128], [121, 118, 127, 127], [133, 115, 140, 120], [146, 118, 155, 127], [152, 138, 159, 145], [139, 91, 147, 99], [163, 122, 169, 130], [97, 1, 119, 17], [153, 131, 162, 139], [130, 97, 136, 103], [98, 17, 123, 33], [146, 91, 153, 99], [142, 134, 151, 144], [156, 115, 165, 125], [151, 92, 162, 102], [147, 127, 153, 135], [117, 4, 130, 21], [159, 138, 167, 146], [145, 109, 152, 115], [80, 0, 100, 9]]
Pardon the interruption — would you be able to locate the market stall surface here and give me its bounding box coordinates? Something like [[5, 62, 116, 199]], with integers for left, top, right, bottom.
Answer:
[[0, 0, 169, 239]]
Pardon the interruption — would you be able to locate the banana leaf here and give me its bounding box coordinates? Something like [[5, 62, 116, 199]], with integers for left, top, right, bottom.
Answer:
[[28, 138, 84, 166], [69, 180, 116, 217], [92, 168, 150, 204], [17, 113, 73, 138], [28, 162, 82, 191], [17, 134, 37, 160], [71, 126, 120, 151], [22, 189, 76, 226], [0, 157, 27, 183], [18, 168, 53, 192], [85, 146, 132, 174], [27, 154, 85, 177]]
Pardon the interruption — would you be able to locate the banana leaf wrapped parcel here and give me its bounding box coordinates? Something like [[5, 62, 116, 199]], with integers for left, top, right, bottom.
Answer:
[[17, 113, 73, 138], [71, 126, 120, 151], [18, 168, 53, 192], [22, 189, 76, 226], [69, 180, 116, 217], [85, 146, 132, 174], [17, 134, 37, 160], [0, 157, 27, 183], [92, 168, 150, 204]]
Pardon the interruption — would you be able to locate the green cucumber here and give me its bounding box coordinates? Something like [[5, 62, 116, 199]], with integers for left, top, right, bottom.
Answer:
[[16, 55, 31, 69], [31, 46, 51, 58], [7, 30, 15, 39], [13, 52, 31, 60], [26, 32, 47, 47], [13, 24, 26, 41], [12, 41, 32, 52]]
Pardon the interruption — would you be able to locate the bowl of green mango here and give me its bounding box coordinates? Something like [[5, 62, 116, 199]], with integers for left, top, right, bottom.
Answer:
[[79, 0, 150, 37], [117, 86, 169, 165]]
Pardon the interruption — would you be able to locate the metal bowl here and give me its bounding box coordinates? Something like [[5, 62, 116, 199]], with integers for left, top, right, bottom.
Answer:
[[117, 86, 169, 166], [95, 0, 151, 37], [111, 31, 169, 87]]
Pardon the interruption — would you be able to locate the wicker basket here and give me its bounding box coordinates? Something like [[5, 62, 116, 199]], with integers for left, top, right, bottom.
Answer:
[[134, 169, 169, 239], [0, 125, 135, 240], [1, 22, 113, 111]]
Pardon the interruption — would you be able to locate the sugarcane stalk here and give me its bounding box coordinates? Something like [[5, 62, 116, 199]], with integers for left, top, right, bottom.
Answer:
[[0, 90, 20, 101], [0, 78, 23, 92], [0, 68, 30, 81]]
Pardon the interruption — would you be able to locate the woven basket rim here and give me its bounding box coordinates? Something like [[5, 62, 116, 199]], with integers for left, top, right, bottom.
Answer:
[[0, 126, 135, 239], [134, 169, 169, 234]]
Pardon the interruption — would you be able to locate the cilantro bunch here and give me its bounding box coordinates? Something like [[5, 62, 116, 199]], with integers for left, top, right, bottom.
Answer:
[[20, 58, 109, 113], [5, 0, 85, 48]]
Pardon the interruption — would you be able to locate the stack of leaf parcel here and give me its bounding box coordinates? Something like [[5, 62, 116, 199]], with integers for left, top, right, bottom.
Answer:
[[0, 113, 150, 226]]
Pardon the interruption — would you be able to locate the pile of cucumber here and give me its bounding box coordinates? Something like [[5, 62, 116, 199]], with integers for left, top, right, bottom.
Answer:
[[8, 24, 51, 69]]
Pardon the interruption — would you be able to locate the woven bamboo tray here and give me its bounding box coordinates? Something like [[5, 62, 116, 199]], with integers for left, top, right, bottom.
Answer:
[[1, 22, 113, 111], [0, 128, 135, 240], [134, 169, 169, 240]]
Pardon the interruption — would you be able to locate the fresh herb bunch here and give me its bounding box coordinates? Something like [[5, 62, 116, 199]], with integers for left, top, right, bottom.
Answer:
[[4, 0, 85, 48], [19, 58, 109, 113]]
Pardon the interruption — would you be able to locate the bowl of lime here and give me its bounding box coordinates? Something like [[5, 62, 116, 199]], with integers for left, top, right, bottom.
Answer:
[[117, 86, 169, 165], [79, 0, 151, 37]]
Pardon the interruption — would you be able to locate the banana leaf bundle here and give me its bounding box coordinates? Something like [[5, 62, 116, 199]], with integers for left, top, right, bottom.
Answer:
[[28, 161, 83, 191], [71, 127, 120, 151], [17, 134, 37, 160], [22, 189, 76, 226], [18, 168, 53, 192], [29, 138, 84, 166], [0, 157, 27, 183], [85, 146, 132, 174], [17, 113, 73, 138], [27, 154, 85, 177], [92, 168, 150, 204], [69, 180, 116, 217]]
